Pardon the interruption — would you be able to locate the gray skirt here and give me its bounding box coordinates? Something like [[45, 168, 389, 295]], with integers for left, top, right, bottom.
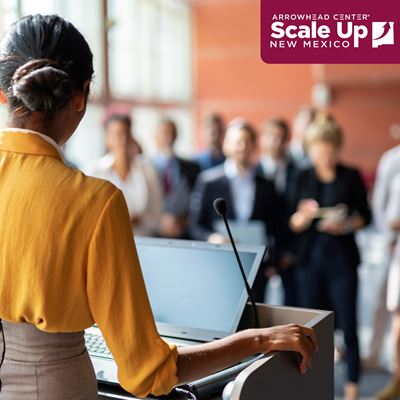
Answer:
[[0, 321, 98, 400]]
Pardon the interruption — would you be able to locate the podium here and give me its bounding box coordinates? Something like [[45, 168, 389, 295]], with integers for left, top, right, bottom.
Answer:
[[226, 303, 334, 399], [98, 303, 334, 400]]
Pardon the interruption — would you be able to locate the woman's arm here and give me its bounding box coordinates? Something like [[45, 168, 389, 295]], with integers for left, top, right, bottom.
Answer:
[[288, 170, 319, 234], [87, 188, 318, 397], [289, 199, 320, 233], [176, 324, 318, 384]]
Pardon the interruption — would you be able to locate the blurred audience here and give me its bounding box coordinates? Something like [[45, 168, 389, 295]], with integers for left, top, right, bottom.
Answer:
[[289, 113, 371, 400], [288, 105, 316, 169], [258, 118, 299, 306], [365, 142, 400, 374], [85, 114, 162, 236], [194, 113, 226, 170], [153, 118, 200, 238], [190, 118, 283, 302]]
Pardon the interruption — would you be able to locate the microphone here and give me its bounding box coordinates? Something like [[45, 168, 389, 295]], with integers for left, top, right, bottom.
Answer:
[[213, 198, 260, 329]]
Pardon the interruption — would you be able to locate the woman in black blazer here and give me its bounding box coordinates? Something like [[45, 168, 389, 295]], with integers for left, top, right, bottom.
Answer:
[[289, 114, 371, 400]]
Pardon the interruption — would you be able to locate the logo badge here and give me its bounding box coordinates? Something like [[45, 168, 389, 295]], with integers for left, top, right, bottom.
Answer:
[[372, 22, 394, 48], [261, 0, 400, 63]]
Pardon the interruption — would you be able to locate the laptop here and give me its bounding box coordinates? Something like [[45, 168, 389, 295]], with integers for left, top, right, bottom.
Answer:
[[213, 220, 267, 246], [86, 237, 266, 396]]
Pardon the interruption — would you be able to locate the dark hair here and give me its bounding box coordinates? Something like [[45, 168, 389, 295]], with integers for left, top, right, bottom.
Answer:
[[105, 114, 132, 130], [227, 118, 257, 144], [160, 117, 178, 142], [262, 118, 290, 141], [203, 113, 224, 129], [0, 14, 93, 118]]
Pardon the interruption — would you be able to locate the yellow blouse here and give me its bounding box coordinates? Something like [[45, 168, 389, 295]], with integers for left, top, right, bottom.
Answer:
[[0, 129, 178, 397]]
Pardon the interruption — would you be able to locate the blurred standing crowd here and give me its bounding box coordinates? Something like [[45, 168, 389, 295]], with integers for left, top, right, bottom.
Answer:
[[82, 106, 400, 400]]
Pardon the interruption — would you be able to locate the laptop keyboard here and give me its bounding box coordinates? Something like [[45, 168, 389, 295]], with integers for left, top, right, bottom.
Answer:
[[85, 331, 189, 361], [85, 332, 113, 359]]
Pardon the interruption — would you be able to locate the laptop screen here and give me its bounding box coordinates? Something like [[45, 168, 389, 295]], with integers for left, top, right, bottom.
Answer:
[[135, 237, 266, 341]]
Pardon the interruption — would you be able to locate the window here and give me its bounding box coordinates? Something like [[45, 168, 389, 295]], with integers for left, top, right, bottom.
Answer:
[[19, 0, 105, 99], [0, 0, 194, 167], [108, 0, 191, 102]]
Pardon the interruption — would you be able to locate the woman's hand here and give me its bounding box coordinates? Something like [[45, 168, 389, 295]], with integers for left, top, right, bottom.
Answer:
[[176, 323, 318, 384], [257, 324, 318, 374], [290, 199, 319, 233]]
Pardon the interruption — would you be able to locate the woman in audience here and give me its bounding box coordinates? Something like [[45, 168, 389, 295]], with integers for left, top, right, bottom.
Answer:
[[86, 114, 162, 236], [0, 14, 317, 399], [289, 113, 371, 400]]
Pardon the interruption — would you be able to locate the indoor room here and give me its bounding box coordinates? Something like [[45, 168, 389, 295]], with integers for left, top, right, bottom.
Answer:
[[0, 1, 398, 399]]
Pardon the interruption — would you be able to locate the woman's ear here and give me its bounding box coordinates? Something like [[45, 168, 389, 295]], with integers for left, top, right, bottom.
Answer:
[[0, 90, 8, 104], [73, 80, 91, 112]]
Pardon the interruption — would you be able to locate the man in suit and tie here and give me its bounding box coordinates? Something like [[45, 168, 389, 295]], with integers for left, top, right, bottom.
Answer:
[[194, 113, 226, 171], [153, 118, 200, 239], [189, 118, 283, 302], [258, 118, 299, 306]]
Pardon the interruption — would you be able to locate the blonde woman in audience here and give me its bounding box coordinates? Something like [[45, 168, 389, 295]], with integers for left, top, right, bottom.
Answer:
[[289, 113, 371, 400], [86, 114, 162, 236]]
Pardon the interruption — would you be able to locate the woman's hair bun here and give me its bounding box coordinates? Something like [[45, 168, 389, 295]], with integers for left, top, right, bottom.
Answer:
[[11, 58, 73, 115]]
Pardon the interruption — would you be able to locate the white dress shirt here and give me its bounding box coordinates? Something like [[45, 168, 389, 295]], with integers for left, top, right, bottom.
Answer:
[[85, 153, 163, 236], [224, 159, 255, 222]]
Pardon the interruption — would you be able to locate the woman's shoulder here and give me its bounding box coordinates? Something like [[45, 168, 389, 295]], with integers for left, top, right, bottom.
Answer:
[[63, 163, 121, 209]]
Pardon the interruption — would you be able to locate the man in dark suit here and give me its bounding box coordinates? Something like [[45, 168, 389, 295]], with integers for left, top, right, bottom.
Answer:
[[258, 118, 299, 306], [153, 118, 200, 238], [189, 119, 283, 302], [194, 113, 226, 171]]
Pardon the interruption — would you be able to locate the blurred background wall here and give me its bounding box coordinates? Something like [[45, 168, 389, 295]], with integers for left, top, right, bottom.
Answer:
[[193, 0, 400, 177], [0, 0, 399, 179]]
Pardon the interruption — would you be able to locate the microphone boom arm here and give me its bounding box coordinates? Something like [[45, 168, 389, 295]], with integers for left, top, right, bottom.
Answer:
[[220, 213, 261, 329]]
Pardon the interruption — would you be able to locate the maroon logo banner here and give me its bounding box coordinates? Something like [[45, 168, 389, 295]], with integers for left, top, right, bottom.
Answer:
[[261, 0, 400, 63]]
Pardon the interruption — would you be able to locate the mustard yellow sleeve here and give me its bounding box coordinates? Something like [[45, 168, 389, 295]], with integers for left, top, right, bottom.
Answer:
[[87, 188, 178, 397]]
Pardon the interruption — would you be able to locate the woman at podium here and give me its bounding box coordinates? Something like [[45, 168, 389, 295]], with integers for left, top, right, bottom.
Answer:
[[0, 14, 317, 399]]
